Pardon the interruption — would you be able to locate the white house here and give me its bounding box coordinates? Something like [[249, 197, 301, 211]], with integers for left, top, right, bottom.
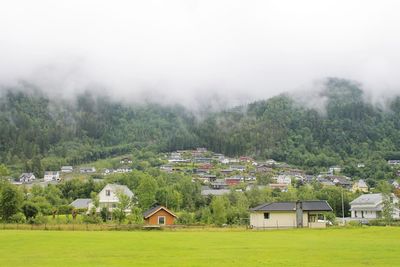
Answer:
[[61, 166, 73, 173], [80, 167, 96, 173], [18, 173, 36, 183], [120, 157, 132, 164], [89, 184, 134, 213], [350, 193, 400, 220], [328, 166, 341, 174], [44, 171, 60, 182], [250, 200, 333, 229], [276, 175, 292, 185]]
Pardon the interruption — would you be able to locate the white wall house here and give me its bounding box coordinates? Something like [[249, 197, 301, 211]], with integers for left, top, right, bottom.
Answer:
[[250, 201, 333, 229], [18, 173, 36, 183], [350, 193, 400, 220], [44, 171, 60, 182], [89, 184, 134, 213], [276, 175, 292, 185], [61, 166, 73, 173]]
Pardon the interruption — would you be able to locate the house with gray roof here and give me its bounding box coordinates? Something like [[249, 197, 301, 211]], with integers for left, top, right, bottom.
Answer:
[[70, 198, 92, 209], [88, 184, 134, 213], [18, 173, 36, 183], [350, 193, 400, 220], [250, 200, 332, 229]]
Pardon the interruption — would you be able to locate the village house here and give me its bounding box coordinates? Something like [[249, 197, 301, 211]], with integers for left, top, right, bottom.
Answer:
[[61, 166, 73, 173], [392, 180, 400, 189], [352, 179, 369, 193], [388, 160, 400, 165], [268, 183, 289, 192], [350, 193, 400, 220], [265, 159, 277, 167], [18, 173, 36, 183], [193, 157, 212, 163], [225, 176, 242, 186], [88, 184, 134, 213], [120, 157, 132, 164], [201, 188, 230, 196], [250, 200, 333, 229], [328, 166, 342, 175], [210, 179, 228, 189], [230, 165, 246, 172], [143, 205, 177, 225], [160, 165, 173, 172], [44, 171, 60, 182], [331, 176, 352, 189], [316, 177, 335, 187], [256, 165, 273, 173], [115, 166, 132, 173], [80, 167, 96, 174], [276, 175, 292, 185]]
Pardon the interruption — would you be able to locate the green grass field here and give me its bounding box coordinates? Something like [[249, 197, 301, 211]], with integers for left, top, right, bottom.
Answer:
[[0, 227, 399, 267]]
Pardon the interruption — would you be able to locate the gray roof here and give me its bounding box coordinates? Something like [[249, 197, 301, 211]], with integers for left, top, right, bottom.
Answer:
[[251, 201, 332, 212], [70, 198, 92, 209], [19, 173, 34, 178], [201, 189, 230, 196], [105, 184, 134, 198], [350, 193, 383, 205]]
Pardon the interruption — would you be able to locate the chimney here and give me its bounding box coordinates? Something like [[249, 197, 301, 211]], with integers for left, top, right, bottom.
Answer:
[[296, 201, 303, 228]]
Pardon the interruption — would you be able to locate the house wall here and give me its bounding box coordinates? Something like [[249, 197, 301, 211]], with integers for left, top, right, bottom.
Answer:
[[351, 210, 379, 219], [250, 211, 327, 229], [145, 210, 175, 225], [250, 212, 297, 228], [98, 185, 120, 204]]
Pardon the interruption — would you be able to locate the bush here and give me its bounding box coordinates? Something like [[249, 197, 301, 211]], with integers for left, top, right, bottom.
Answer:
[[10, 213, 26, 224], [82, 214, 102, 224], [30, 213, 49, 225], [58, 205, 73, 215], [347, 220, 362, 227]]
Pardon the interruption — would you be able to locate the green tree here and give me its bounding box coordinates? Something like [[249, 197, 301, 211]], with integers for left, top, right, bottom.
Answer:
[[210, 196, 228, 226], [136, 176, 157, 210], [0, 183, 23, 222], [22, 202, 39, 220]]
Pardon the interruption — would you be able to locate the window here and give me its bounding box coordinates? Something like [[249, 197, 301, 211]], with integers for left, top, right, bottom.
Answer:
[[106, 190, 111, 196], [317, 214, 324, 221], [158, 216, 166, 225], [263, 213, 270, 219]]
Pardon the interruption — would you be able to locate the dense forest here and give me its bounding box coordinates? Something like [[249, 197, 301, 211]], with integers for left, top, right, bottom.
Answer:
[[1, 78, 400, 179]]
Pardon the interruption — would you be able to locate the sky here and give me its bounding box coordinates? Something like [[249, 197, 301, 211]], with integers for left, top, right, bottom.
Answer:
[[1, 0, 400, 109]]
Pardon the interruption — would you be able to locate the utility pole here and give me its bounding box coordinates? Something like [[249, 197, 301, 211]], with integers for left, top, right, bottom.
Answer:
[[342, 189, 345, 225]]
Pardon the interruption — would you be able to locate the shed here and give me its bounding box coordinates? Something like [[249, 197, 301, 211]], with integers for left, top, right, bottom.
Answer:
[[143, 205, 177, 226]]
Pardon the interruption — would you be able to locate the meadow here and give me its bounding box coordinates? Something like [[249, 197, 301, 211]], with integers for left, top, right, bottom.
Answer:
[[0, 227, 399, 267]]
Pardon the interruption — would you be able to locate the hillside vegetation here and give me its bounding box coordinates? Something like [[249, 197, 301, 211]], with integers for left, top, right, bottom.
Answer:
[[1, 78, 400, 180]]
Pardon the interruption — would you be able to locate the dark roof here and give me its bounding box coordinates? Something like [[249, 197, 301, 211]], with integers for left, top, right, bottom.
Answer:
[[143, 205, 177, 218], [251, 201, 332, 212]]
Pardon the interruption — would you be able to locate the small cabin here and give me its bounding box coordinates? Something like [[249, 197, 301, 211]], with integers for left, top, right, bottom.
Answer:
[[143, 205, 177, 226]]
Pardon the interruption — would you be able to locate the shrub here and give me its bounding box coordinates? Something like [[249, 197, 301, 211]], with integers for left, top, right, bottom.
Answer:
[[10, 213, 26, 224]]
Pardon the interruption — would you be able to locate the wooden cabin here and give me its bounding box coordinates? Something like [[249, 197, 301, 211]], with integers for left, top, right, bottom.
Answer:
[[143, 205, 177, 225]]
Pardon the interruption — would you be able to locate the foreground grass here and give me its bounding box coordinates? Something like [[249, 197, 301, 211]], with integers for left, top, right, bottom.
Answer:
[[0, 227, 399, 267]]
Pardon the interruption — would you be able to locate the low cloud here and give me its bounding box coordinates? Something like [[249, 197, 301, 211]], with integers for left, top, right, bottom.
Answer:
[[1, 1, 400, 110]]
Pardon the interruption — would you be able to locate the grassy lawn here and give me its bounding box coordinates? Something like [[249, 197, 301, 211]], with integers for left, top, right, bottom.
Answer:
[[0, 227, 399, 267]]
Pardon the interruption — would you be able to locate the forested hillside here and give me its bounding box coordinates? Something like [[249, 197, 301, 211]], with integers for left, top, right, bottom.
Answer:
[[1, 78, 400, 177]]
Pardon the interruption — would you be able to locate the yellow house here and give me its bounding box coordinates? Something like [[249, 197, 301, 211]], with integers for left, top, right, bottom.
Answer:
[[250, 200, 332, 229], [352, 179, 368, 193]]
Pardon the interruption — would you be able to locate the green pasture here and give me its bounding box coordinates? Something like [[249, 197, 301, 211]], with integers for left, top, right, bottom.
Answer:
[[0, 227, 399, 267]]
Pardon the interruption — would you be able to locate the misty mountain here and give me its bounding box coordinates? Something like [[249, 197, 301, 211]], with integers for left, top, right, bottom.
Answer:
[[1, 78, 400, 175]]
